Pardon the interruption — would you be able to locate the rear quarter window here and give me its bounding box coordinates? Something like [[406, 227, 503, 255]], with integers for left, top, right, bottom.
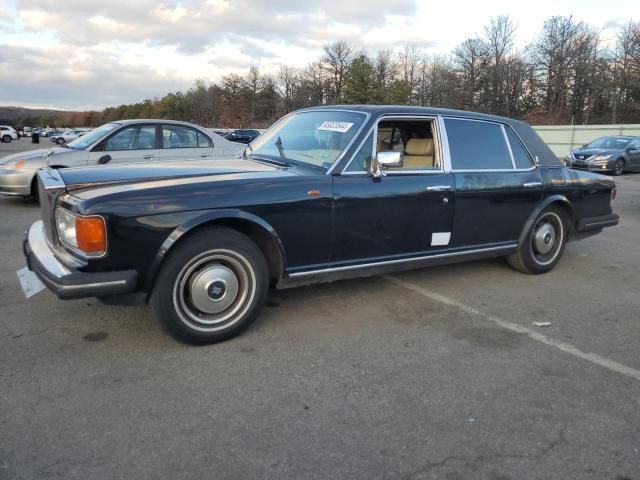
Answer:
[[445, 118, 513, 170], [505, 127, 533, 169]]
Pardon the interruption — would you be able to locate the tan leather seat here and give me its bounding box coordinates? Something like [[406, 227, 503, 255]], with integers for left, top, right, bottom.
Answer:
[[401, 138, 435, 169]]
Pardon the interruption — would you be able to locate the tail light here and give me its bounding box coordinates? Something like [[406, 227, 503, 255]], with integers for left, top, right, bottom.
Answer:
[[611, 187, 617, 202]]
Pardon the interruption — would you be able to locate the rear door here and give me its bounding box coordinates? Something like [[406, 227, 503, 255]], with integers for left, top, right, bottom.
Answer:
[[157, 124, 214, 161], [444, 117, 543, 248], [88, 123, 159, 165]]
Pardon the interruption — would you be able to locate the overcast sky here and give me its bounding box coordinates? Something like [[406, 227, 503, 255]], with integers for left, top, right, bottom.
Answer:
[[0, 0, 636, 110]]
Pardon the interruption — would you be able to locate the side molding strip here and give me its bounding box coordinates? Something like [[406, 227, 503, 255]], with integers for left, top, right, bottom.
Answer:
[[289, 243, 517, 278]]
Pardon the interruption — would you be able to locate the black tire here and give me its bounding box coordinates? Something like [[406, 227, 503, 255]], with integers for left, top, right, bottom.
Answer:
[[56, 137, 65, 145], [31, 176, 39, 203], [151, 226, 269, 344], [507, 206, 568, 274], [2, 135, 11, 143], [613, 158, 624, 176]]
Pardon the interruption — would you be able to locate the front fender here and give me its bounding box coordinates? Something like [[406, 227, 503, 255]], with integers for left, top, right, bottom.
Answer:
[[143, 209, 286, 293], [517, 195, 573, 248]]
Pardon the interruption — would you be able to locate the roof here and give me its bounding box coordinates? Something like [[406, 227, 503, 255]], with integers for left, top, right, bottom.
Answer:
[[110, 119, 206, 127], [300, 104, 517, 124], [298, 104, 562, 166]]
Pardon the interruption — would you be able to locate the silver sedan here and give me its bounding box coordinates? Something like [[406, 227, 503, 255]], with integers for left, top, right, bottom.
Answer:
[[0, 119, 244, 198]]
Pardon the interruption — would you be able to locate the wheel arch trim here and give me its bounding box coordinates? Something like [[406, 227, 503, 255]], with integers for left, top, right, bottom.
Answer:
[[518, 195, 573, 248], [143, 209, 286, 295]]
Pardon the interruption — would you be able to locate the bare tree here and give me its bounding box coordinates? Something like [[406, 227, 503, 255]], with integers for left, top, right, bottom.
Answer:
[[276, 65, 299, 113], [322, 41, 354, 103], [453, 37, 488, 109]]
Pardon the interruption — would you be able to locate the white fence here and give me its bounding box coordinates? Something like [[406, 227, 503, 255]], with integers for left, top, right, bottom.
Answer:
[[533, 124, 640, 157]]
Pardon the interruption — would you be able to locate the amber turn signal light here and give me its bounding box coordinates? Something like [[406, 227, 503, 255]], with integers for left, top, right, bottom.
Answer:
[[75, 216, 106, 253]]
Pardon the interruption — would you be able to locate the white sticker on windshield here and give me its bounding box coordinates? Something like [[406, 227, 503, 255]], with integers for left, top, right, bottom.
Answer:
[[318, 121, 354, 133]]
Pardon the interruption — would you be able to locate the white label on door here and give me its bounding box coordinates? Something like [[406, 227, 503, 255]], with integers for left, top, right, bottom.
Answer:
[[431, 232, 451, 246]]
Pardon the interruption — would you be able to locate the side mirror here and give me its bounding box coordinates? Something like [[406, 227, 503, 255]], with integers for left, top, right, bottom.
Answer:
[[371, 151, 403, 178], [628, 146, 639, 152]]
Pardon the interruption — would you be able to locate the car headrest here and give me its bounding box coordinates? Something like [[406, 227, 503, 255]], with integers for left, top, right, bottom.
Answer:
[[406, 138, 434, 156]]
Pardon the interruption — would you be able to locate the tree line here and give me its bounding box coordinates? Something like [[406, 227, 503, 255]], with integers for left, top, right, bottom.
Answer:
[[18, 15, 640, 128]]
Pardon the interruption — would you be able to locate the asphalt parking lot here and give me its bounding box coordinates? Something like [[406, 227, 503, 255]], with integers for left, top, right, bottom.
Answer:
[[1, 141, 639, 480]]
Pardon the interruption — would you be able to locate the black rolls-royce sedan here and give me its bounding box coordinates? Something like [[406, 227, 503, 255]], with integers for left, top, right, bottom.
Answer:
[[22, 106, 619, 344]]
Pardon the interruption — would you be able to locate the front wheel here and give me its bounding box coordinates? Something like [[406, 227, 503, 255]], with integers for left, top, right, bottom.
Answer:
[[613, 158, 624, 176], [508, 206, 568, 274], [151, 226, 269, 344]]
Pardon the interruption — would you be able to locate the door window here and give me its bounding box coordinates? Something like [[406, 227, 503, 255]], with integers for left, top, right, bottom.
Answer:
[[344, 119, 440, 172], [197, 131, 212, 148], [445, 119, 513, 170], [505, 127, 533, 169], [104, 125, 156, 151], [162, 125, 200, 149]]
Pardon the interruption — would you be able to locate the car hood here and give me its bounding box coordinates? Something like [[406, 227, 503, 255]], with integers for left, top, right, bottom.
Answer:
[[0, 147, 77, 165], [59, 158, 293, 194], [571, 148, 621, 158]]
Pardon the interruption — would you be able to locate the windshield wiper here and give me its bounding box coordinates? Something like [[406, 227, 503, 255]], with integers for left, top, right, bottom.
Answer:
[[275, 136, 288, 165]]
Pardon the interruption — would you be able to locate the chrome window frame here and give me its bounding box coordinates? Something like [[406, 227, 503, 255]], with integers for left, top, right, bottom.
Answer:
[[340, 114, 448, 176], [441, 116, 536, 173]]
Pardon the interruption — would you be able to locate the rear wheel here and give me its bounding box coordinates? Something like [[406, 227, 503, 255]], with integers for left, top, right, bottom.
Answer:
[[613, 158, 624, 176], [151, 226, 269, 344], [2, 135, 11, 143], [508, 206, 568, 274]]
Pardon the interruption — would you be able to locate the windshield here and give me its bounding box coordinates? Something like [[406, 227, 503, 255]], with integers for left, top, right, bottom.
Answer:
[[67, 122, 121, 150], [586, 136, 631, 149], [249, 111, 367, 171]]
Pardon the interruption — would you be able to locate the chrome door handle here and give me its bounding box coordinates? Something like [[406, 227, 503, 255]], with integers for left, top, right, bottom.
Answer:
[[523, 181, 542, 188], [143, 154, 153, 159], [200, 154, 210, 158], [427, 185, 452, 191]]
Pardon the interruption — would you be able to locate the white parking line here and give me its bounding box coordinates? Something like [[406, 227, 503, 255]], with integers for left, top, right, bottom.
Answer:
[[384, 275, 640, 382]]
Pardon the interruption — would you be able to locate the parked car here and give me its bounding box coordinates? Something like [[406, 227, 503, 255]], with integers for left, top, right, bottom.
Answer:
[[0, 119, 244, 198], [21, 106, 618, 344], [566, 135, 640, 176], [224, 129, 260, 144], [0, 125, 19, 143], [49, 129, 91, 145]]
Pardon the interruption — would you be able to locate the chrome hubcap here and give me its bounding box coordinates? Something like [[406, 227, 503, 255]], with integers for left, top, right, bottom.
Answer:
[[533, 222, 556, 255], [174, 250, 255, 329], [189, 265, 239, 314]]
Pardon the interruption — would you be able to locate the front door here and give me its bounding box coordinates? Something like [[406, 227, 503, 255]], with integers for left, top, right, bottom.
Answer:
[[627, 139, 640, 170], [331, 118, 454, 267], [88, 124, 159, 165]]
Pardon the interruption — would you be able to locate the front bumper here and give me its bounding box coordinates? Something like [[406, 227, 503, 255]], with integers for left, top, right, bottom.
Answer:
[[23, 220, 137, 300], [568, 159, 615, 172], [0, 168, 35, 196]]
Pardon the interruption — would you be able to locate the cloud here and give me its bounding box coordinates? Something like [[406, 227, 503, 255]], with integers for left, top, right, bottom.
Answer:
[[1, 0, 428, 109]]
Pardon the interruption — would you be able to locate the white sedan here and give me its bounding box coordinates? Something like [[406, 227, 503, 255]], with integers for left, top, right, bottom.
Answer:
[[49, 129, 91, 145], [0, 119, 244, 198]]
